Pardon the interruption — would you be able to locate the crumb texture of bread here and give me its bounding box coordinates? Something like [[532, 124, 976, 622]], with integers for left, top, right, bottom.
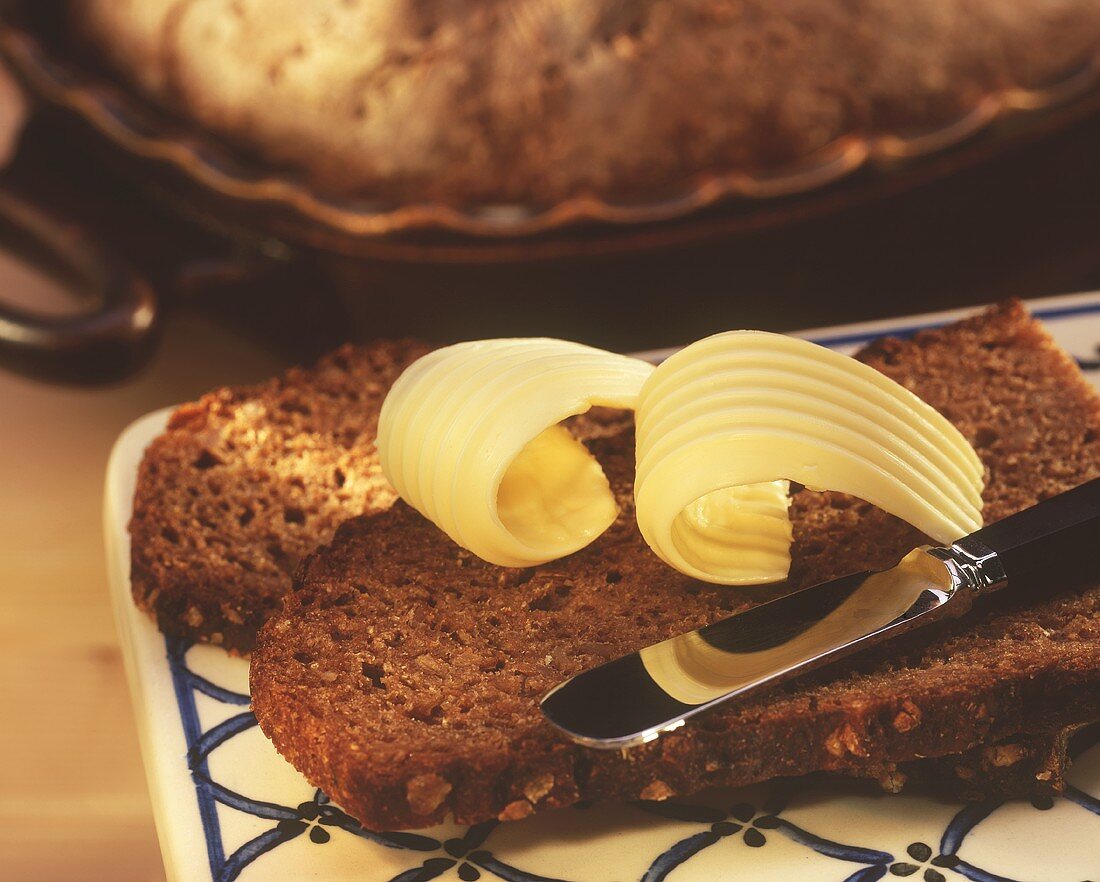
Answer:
[[251, 301, 1100, 830], [129, 339, 431, 653], [71, 1, 1100, 206]]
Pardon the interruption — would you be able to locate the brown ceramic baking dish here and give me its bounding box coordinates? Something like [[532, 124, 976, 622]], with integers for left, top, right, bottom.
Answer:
[[2, 2, 1100, 375]]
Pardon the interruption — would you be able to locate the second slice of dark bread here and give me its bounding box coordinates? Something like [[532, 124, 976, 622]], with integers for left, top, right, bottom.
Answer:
[[251, 302, 1100, 829]]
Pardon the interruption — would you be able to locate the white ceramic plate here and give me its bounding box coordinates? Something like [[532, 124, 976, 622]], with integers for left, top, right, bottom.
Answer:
[[104, 293, 1100, 882]]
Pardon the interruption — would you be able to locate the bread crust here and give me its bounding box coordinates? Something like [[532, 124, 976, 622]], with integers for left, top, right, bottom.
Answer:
[[251, 301, 1100, 829], [843, 723, 1095, 801], [72, 1, 1100, 206]]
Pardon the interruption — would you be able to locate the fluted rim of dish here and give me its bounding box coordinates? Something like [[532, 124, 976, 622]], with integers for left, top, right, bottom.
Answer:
[[3, 22, 1099, 240]]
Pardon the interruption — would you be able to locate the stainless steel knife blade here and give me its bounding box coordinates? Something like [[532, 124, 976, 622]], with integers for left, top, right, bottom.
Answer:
[[540, 477, 1100, 749]]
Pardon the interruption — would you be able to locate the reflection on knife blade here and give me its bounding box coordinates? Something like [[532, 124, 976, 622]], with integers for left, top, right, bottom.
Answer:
[[638, 548, 955, 706]]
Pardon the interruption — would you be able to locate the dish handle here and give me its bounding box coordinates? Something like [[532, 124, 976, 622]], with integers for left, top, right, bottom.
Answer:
[[0, 187, 157, 382]]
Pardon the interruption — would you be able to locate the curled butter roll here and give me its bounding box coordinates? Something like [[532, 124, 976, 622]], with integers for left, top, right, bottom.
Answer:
[[377, 339, 655, 567], [635, 331, 984, 585]]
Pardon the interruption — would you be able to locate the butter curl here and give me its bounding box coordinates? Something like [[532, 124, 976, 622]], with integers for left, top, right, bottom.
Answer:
[[634, 331, 984, 584], [378, 339, 654, 567]]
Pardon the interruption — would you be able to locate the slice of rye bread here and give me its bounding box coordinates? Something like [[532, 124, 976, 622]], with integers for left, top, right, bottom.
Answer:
[[129, 339, 431, 652], [250, 300, 1100, 830]]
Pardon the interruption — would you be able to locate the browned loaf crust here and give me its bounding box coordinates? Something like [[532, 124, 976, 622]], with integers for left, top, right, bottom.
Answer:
[[251, 301, 1100, 830], [72, 2, 1100, 206], [129, 338, 431, 653]]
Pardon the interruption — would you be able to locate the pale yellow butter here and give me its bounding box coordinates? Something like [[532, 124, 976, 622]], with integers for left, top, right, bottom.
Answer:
[[377, 339, 654, 567], [634, 331, 984, 584]]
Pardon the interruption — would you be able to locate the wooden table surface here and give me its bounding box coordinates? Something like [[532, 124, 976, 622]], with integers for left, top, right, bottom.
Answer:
[[0, 301, 285, 881], [3, 82, 1100, 882]]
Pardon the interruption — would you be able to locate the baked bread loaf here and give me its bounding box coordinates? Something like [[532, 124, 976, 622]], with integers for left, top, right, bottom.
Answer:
[[250, 301, 1100, 830], [72, 1, 1100, 206], [129, 338, 430, 652]]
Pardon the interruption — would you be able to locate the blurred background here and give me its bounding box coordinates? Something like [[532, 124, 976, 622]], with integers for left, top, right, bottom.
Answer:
[[2, 2, 1100, 879]]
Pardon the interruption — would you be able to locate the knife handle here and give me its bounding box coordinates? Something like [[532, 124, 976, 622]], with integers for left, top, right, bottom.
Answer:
[[965, 477, 1100, 595]]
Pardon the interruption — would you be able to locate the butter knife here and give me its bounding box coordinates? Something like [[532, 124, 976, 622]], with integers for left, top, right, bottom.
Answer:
[[541, 477, 1100, 749]]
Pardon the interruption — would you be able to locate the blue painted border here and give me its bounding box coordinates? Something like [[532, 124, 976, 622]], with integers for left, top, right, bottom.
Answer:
[[161, 297, 1100, 881], [167, 637, 229, 881]]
